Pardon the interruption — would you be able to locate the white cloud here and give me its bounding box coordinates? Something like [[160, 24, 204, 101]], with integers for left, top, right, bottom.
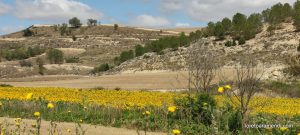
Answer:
[[14, 0, 102, 22], [175, 22, 190, 27], [161, 0, 295, 22], [0, 26, 25, 35], [0, 2, 11, 16], [130, 14, 170, 28]]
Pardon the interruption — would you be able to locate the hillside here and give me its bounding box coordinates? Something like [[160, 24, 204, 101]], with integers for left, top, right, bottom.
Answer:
[[0, 25, 178, 78], [113, 23, 299, 80]]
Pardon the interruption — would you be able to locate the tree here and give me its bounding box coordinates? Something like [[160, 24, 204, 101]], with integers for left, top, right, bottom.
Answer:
[[221, 17, 232, 33], [187, 39, 220, 93], [232, 13, 247, 37], [294, 0, 300, 31], [69, 17, 82, 28], [47, 49, 64, 64], [206, 22, 215, 36], [114, 24, 119, 31], [244, 13, 263, 39], [87, 19, 97, 26], [59, 23, 69, 36], [214, 21, 225, 39], [262, 8, 271, 22], [283, 3, 292, 19], [135, 45, 145, 57], [269, 3, 284, 25]]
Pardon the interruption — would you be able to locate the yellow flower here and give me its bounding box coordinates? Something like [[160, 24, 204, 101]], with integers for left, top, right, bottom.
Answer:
[[168, 106, 177, 113], [224, 85, 231, 90], [297, 132, 300, 135], [47, 103, 54, 109], [279, 127, 288, 132], [80, 119, 83, 123], [67, 128, 71, 133], [15, 118, 22, 126], [203, 102, 208, 106], [218, 87, 224, 93], [143, 111, 151, 116], [26, 93, 33, 100], [34, 112, 41, 117], [172, 129, 181, 135], [68, 110, 71, 113]]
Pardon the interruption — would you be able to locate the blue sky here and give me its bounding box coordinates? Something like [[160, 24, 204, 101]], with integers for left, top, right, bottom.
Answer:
[[0, 0, 296, 35]]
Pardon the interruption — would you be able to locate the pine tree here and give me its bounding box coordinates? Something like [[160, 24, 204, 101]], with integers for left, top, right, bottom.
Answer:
[[221, 17, 232, 33], [294, 0, 300, 31]]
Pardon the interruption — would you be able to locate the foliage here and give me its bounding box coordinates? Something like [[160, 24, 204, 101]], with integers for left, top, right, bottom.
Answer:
[[221, 17, 232, 32], [65, 57, 80, 63], [228, 110, 242, 135], [36, 57, 45, 75], [232, 13, 247, 38], [214, 21, 225, 39], [294, 0, 300, 31], [69, 17, 82, 28], [114, 24, 118, 30], [92, 63, 110, 74], [134, 44, 145, 57], [225, 40, 235, 47], [23, 28, 34, 37], [0, 46, 45, 61], [0, 84, 13, 87], [19, 60, 32, 67], [47, 48, 64, 64], [238, 37, 246, 45], [87, 19, 97, 26]]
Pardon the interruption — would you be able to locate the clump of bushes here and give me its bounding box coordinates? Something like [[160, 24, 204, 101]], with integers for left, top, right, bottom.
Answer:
[[23, 28, 34, 37], [91, 63, 110, 74], [65, 57, 80, 63], [19, 60, 32, 67], [47, 48, 64, 64], [0, 84, 13, 87], [0, 46, 45, 61]]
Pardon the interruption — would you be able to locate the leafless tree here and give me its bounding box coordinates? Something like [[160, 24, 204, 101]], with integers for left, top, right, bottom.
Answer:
[[225, 57, 265, 132], [187, 40, 221, 93]]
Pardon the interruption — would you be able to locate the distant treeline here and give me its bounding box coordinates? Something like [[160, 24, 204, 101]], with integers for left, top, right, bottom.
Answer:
[[113, 31, 204, 65]]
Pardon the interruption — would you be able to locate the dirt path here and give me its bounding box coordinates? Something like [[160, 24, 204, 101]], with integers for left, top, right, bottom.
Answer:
[[0, 70, 235, 90], [0, 117, 165, 135]]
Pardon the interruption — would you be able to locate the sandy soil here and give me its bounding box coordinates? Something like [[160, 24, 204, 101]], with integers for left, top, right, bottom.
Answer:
[[0, 117, 165, 135], [0, 69, 235, 90]]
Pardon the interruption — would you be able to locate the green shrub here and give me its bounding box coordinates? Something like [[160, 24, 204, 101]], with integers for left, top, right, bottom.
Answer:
[[238, 37, 246, 45], [175, 94, 216, 126], [228, 110, 242, 135], [23, 28, 33, 37], [0, 84, 13, 87], [135, 45, 145, 57], [65, 57, 80, 63], [47, 48, 64, 64], [225, 40, 233, 47], [91, 63, 110, 74], [19, 60, 32, 67]]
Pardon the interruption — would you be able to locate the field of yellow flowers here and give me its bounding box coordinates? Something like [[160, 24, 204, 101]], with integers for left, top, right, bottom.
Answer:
[[0, 87, 300, 116]]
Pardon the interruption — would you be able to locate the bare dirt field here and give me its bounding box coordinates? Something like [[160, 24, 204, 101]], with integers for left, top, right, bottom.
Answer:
[[0, 69, 235, 90], [0, 117, 165, 135]]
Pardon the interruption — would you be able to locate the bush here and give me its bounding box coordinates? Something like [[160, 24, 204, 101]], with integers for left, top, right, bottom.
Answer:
[[228, 110, 242, 135], [19, 60, 32, 67], [23, 28, 33, 37], [72, 35, 77, 41], [65, 57, 80, 63], [175, 94, 216, 126], [238, 37, 246, 45], [69, 17, 82, 28], [0, 84, 13, 87], [297, 43, 300, 52], [91, 63, 110, 74], [135, 45, 145, 57], [47, 49, 64, 64], [225, 40, 233, 47]]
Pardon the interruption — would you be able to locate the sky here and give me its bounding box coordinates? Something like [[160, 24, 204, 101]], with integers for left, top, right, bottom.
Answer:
[[0, 0, 296, 35]]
